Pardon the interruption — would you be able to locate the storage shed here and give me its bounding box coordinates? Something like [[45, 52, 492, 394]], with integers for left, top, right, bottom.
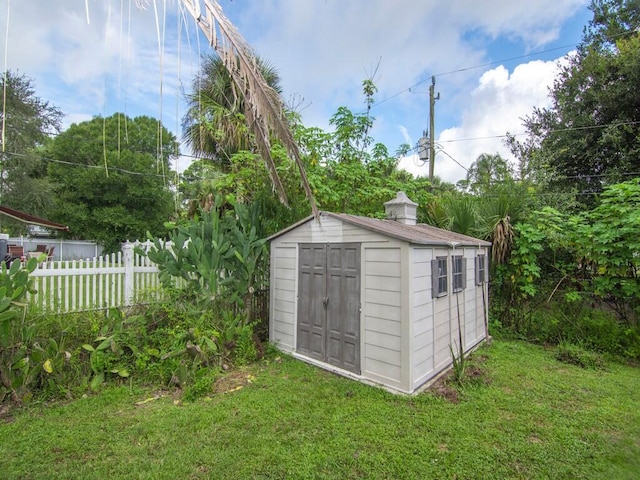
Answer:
[[269, 192, 491, 394]]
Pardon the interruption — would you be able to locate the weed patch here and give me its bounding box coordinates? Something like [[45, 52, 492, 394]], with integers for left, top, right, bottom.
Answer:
[[556, 342, 607, 370]]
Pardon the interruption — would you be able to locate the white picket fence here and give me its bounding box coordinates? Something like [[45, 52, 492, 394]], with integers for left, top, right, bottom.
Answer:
[[27, 242, 163, 313]]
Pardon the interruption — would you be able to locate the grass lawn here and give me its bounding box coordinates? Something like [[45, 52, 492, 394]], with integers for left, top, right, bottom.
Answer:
[[1, 340, 638, 479]]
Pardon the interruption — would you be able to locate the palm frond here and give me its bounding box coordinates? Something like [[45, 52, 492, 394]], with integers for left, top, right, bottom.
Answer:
[[180, 0, 319, 218], [447, 196, 477, 236]]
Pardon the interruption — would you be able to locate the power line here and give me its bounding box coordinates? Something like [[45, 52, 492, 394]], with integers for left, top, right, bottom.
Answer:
[[399, 119, 640, 153], [437, 148, 469, 173], [2, 150, 174, 180], [371, 43, 580, 110], [371, 29, 636, 111], [463, 170, 640, 188]]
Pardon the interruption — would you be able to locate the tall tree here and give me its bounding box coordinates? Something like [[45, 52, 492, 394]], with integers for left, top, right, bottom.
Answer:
[[181, 53, 286, 217], [179, 0, 318, 216], [296, 82, 441, 218], [182, 53, 282, 165], [457, 153, 514, 195], [0, 71, 62, 228], [46, 114, 176, 251], [509, 0, 640, 202]]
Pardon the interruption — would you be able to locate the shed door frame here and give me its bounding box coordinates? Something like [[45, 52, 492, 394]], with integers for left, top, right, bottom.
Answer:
[[296, 243, 361, 374]]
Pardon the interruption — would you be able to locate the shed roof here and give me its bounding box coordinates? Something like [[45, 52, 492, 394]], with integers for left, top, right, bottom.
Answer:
[[269, 211, 491, 247], [0, 205, 69, 231]]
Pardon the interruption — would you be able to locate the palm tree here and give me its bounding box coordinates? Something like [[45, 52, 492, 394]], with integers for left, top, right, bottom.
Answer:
[[179, 0, 318, 217], [182, 54, 283, 167], [475, 189, 527, 265], [424, 193, 478, 236], [424, 186, 526, 266]]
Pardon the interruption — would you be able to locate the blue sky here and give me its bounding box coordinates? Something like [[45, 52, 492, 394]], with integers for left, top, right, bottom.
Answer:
[[0, 0, 592, 183]]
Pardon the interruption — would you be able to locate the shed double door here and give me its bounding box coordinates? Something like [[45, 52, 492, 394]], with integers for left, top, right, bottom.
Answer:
[[297, 243, 361, 374]]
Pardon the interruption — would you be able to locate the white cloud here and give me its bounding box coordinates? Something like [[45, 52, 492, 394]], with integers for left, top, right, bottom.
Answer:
[[1, 1, 188, 133], [236, 0, 586, 131], [448, 0, 587, 46], [398, 125, 412, 145], [399, 57, 567, 183], [62, 113, 94, 131], [398, 153, 428, 178]]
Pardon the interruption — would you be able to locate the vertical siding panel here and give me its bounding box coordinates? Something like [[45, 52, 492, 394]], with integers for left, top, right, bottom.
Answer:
[[362, 246, 402, 389], [400, 244, 412, 392], [411, 247, 434, 389], [463, 250, 477, 349], [270, 244, 297, 350]]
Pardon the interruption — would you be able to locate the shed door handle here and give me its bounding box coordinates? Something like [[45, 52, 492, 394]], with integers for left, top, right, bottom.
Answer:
[[323, 296, 329, 309]]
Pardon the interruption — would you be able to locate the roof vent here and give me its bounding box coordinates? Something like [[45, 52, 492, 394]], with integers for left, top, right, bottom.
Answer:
[[384, 191, 418, 225]]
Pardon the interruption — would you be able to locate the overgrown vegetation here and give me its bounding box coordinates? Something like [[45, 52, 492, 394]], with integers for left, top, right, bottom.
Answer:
[[486, 180, 640, 359], [0, 293, 265, 407], [142, 197, 268, 324], [0, 196, 270, 407], [0, 257, 42, 404]]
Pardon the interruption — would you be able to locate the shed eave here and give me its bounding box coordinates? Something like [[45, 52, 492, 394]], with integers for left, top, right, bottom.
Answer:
[[324, 212, 491, 247], [267, 213, 318, 241], [267, 210, 491, 247]]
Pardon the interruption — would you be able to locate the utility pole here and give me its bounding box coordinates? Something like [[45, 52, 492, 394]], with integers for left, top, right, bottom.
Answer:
[[428, 76, 440, 181]]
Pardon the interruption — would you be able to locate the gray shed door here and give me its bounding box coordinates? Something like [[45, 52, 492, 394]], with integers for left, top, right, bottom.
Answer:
[[297, 243, 361, 374]]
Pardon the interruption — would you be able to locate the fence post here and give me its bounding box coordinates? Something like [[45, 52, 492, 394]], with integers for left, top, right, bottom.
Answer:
[[123, 242, 135, 306]]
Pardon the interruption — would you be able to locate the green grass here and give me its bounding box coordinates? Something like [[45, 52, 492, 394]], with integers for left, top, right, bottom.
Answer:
[[1, 340, 639, 479]]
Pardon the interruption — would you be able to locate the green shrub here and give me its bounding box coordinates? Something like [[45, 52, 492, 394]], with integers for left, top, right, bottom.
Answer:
[[232, 322, 258, 366], [525, 301, 640, 360], [2, 274, 276, 405], [141, 197, 268, 325], [183, 369, 219, 402], [0, 258, 43, 404], [80, 308, 161, 390], [555, 342, 607, 370]]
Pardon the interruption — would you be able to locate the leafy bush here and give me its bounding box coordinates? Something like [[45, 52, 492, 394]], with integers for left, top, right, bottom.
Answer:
[[570, 179, 640, 324], [81, 308, 145, 390], [183, 369, 219, 402], [231, 322, 258, 366], [141, 197, 268, 325], [523, 301, 640, 360], [0, 258, 43, 404], [555, 342, 606, 370], [489, 182, 640, 358], [3, 294, 265, 404]]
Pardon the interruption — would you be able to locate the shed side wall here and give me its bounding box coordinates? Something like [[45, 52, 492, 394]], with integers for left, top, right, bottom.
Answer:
[[410, 247, 435, 389], [454, 247, 488, 352], [431, 246, 489, 382], [432, 247, 452, 371], [362, 246, 403, 389]]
